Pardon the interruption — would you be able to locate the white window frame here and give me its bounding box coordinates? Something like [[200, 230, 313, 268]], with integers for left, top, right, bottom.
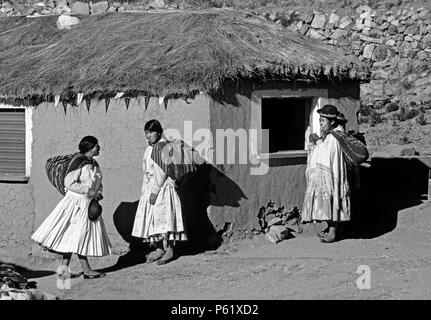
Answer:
[[250, 88, 328, 159], [0, 104, 33, 181]]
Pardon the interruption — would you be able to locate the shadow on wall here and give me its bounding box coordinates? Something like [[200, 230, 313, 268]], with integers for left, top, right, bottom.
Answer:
[[343, 157, 430, 239], [112, 163, 247, 255]]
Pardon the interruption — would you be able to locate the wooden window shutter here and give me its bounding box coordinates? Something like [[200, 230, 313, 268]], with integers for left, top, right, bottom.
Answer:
[[0, 108, 26, 180]]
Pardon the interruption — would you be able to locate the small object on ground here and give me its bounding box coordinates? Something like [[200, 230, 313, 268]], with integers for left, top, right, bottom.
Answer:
[[56, 14, 80, 30], [320, 235, 337, 243], [266, 225, 291, 243], [146, 248, 165, 263], [157, 255, 177, 265], [0, 284, 57, 300], [83, 272, 106, 280], [268, 217, 283, 227]]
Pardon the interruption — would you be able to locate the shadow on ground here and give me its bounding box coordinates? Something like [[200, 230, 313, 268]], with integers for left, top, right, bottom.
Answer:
[[340, 156, 430, 240], [100, 163, 246, 273], [0, 260, 56, 279]]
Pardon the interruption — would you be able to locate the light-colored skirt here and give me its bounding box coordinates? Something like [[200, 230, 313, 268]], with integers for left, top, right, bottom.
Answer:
[[132, 182, 187, 242], [302, 167, 351, 222], [31, 190, 112, 257]]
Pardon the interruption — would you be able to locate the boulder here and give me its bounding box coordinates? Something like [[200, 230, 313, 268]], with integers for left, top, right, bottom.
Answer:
[[418, 9, 429, 19], [268, 217, 283, 227], [372, 45, 388, 61], [328, 13, 340, 26], [330, 29, 347, 40], [56, 14, 80, 30], [423, 34, 431, 46], [417, 51, 428, 60], [387, 24, 398, 34], [71, 1, 90, 15], [338, 16, 352, 29], [385, 39, 396, 46], [91, 1, 109, 15], [363, 44, 376, 59], [311, 14, 326, 29], [307, 29, 326, 40], [414, 76, 431, 87], [360, 35, 383, 44], [304, 12, 314, 23], [266, 225, 291, 244], [404, 25, 419, 35], [356, 5, 371, 14], [149, 0, 165, 9]]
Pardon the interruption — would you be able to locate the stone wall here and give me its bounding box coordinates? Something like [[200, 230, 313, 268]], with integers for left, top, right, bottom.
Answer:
[[261, 4, 431, 107]]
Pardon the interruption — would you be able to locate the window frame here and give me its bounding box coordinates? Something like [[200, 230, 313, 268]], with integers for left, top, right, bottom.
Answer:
[[0, 104, 33, 182], [250, 88, 328, 159]]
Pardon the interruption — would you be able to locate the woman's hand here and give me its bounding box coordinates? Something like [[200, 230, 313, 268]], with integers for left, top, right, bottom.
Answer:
[[309, 133, 321, 144], [94, 193, 104, 201], [149, 193, 158, 205], [88, 189, 96, 198]]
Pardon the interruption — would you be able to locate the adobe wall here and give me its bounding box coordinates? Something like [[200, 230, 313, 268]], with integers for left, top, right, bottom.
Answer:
[[207, 80, 360, 235], [0, 95, 210, 257], [0, 183, 35, 257]]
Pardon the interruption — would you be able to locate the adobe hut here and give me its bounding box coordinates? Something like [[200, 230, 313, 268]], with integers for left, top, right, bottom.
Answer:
[[0, 10, 369, 256]]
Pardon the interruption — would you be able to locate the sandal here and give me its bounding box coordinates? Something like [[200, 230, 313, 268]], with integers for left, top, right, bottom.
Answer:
[[320, 235, 337, 243], [83, 272, 106, 279], [146, 249, 165, 263], [156, 255, 177, 265]]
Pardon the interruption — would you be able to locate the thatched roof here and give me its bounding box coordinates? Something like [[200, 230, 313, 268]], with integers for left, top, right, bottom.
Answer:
[[0, 9, 370, 100]]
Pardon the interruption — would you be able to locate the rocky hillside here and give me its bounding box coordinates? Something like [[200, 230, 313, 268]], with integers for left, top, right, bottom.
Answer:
[[1, 0, 431, 154]]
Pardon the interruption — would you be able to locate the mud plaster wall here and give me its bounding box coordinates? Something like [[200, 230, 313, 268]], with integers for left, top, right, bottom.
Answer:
[[3, 95, 210, 256], [207, 80, 360, 233], [0, 183, 35, 257]]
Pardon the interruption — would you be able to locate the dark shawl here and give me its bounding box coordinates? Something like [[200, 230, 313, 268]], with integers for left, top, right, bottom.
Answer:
[[329, 130, 369, 167], [150, 139, 204, 185], [46, 152, 99, 196]]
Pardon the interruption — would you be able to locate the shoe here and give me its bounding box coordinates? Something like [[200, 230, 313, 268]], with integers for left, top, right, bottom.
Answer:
[[318, 231, 328, 238], [83, 273, 106, 279], [156, 255, 176, 265], [320, 236, 336, 243], [146, 248, 165, 263], [70, 271, 84, 279]]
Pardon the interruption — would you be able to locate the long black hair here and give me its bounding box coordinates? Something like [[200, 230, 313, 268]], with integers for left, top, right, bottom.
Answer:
[[144, 119, 163, 134], [79, 136, 98, 154]]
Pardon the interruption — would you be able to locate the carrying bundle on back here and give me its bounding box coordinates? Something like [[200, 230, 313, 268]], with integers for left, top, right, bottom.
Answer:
[[151, 139, 205, 185], [45, 152, 98, 195], [45, 153, 79, 196], [330, 130, 369, 167]]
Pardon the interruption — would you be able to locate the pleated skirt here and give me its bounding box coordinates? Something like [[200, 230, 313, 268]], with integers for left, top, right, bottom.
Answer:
[[31, 190, 112, 257], [131, 183, 187, 242]]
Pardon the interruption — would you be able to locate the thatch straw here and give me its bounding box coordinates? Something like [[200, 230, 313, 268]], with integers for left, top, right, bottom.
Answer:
[[0, 10, 370, 100]]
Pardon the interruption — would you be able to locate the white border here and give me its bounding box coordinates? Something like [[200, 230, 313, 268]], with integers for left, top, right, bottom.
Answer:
[[0, 103, 33, 178], [250, 88, 328, 157]]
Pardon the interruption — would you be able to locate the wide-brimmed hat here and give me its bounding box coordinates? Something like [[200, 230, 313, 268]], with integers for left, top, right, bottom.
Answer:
[[317, 104, 340, 119], [337, 113, 348, 123]]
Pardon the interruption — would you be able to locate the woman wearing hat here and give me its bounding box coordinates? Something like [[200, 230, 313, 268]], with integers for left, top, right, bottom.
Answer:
[[31, 136, 111, 279], [302, 105, 351, 243]]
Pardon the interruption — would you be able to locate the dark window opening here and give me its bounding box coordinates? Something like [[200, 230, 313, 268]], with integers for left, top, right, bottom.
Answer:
[[262, 97, 311, 153]]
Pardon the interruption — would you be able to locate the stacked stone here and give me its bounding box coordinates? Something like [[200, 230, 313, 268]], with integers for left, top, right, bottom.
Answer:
[[0, 0, 184, 17], [261, 4, 431, 106]]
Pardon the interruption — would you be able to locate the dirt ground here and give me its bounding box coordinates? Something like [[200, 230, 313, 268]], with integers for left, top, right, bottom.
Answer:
[[2, 199, 430, 300]]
